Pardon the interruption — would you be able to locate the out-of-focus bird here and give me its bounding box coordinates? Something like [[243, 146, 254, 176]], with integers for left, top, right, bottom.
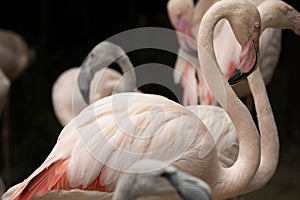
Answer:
[[32, 159, 212, 200], [52, 41, 136, 126], [167, 0, 217, 105], [0, 29, 33, 81], [3, 0, 262, 199], [0, 29, 33, 186]]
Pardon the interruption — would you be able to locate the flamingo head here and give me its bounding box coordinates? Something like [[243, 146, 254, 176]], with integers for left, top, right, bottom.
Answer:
[[167, 0, 194, 31], [228, 22, 261, 85]]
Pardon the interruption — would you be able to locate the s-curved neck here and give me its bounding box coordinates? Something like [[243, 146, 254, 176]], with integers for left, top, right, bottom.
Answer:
[[246, 67, 279, 192], [197, 0, 260, 198], [115, 54, 137, 93]]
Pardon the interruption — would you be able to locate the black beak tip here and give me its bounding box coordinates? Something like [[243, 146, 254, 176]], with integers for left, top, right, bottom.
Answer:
[[228, 68, 245, 85]]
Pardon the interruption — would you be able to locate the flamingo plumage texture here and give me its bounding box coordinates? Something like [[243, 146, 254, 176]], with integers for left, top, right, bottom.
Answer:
[[31, 159, 212, 200]]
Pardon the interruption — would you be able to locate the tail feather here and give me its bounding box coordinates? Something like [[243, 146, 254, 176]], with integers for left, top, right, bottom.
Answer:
[[7, 158, 106, 200], [10, 159, 69, 200]]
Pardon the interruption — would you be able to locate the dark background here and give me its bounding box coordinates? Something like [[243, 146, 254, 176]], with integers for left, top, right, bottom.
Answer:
[[0, 0, 299, 199]]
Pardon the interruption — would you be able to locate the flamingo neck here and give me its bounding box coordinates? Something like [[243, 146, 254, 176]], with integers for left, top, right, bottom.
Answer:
[[196, 0, 260, 198], [245, 67, 279, 193], [258, 0, 300, 34], [116, 55, 136, 92]]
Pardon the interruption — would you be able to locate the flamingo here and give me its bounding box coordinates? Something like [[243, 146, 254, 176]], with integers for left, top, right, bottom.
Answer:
[[31, 159, 212, 200], [186, 0, 300, 196], [2, 0, 262, 199], [52, 41, 136, 126], [169, 0, 299, 107], [188, 1, 300, 197], [167, 0, 216, 105], [0, 29, 33, 186], [0, 29, 33, 81]]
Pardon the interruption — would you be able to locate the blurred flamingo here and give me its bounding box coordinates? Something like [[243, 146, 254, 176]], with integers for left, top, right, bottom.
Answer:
[[52, 41, 136, 126], [3, 1, 262, 199], [0, 29, 33, 185]]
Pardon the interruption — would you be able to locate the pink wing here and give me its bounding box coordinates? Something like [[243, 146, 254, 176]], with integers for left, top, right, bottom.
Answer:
[[8, 93, 211, 200]]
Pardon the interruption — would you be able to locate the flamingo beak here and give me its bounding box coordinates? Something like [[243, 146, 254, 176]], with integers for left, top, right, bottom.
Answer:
[[163, 171, 212, 200], [228, 41, 258, 85], [77, 68, 93, 104]]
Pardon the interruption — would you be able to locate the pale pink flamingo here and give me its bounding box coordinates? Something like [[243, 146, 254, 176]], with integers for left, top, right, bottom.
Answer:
[[0, 29, 33, 186], [0, 29, 33, 81], [3, 0, 262, 199], [185, 0, 300, 196], [52, 41, 136, 126], [170, 0, 300, 107], [167, 0, 216, 105], [32, 159, 212, 200], [168, 0, 232, 105]]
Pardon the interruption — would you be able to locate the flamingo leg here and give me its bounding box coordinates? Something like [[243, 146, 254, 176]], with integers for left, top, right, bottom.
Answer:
[[1, 93, 11, 186]]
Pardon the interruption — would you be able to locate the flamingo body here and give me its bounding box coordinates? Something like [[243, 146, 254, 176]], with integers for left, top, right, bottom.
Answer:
[[6, 93, 213, 200]]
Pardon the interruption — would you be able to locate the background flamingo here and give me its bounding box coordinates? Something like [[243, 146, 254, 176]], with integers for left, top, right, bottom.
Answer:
[[3, 1, 262, 199], [0, 29, 33, 186], [52, 41, 136, 126]]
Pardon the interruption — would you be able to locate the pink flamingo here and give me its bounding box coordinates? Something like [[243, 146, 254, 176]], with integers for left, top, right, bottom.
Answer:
[[169, 0, 300, 107], [52, 41, 136, 126], [3, 0, 262, 199], [177, 1, 300, 198]]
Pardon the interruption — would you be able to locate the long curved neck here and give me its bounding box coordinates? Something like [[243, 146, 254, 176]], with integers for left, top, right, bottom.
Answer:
[[246, 67, 279, 192], [115, 54, 136, 92], [197, 1, 260, 198]]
